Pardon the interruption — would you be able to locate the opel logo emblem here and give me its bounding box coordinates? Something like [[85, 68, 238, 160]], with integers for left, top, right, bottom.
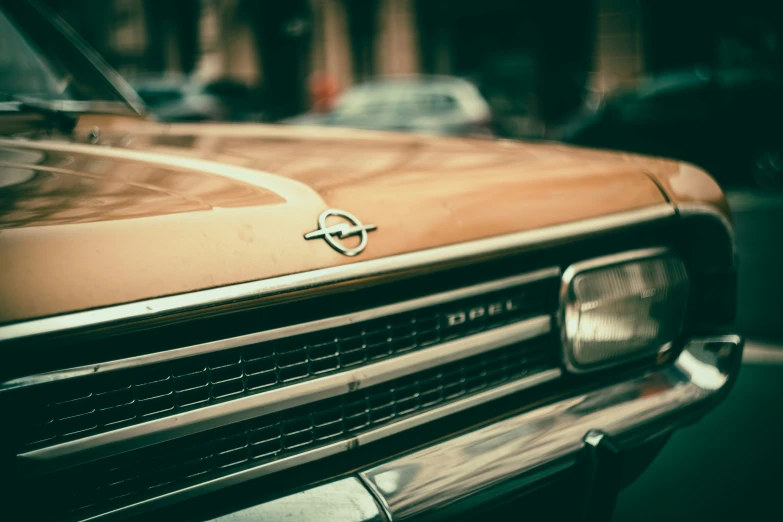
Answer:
[[304, 209, 377, 257]]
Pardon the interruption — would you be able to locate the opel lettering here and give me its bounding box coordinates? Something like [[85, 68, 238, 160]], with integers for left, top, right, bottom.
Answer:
[[445, 299, 521, 328]]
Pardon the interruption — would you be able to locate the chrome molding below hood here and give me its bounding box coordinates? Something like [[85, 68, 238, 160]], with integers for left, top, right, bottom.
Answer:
[[0, 204, 676, 343], [358, 335, 743, 520]]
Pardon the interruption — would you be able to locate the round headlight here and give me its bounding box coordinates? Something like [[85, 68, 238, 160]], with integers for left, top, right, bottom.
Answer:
[[560, 248, 689, 372]]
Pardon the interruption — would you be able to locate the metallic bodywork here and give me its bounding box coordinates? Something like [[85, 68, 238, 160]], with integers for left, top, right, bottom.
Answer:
[[0, 117, 731, 325], [359, 335, 743, 520], [0, 203, 673, 340]]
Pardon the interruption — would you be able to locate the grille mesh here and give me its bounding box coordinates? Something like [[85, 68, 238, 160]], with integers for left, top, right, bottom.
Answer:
[[16, 280, 553, 450], [39, 336, 556, 517]]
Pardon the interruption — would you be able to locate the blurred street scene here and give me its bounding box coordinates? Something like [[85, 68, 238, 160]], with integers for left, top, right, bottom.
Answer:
[[41, 1, 783, 188]]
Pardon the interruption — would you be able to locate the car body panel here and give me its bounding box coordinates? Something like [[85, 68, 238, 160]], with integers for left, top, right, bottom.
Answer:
[[1, 117, 696, 324], [0, 146, 285, 229], [649, 161, 732, 218]]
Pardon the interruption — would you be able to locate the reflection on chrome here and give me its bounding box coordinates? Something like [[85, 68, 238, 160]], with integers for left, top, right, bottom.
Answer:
[[676, 335, 742, 391], [359, 335, 743, 520], [210, 478, 385, 522]]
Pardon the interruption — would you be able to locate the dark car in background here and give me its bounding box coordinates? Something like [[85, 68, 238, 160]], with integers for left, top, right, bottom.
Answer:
[[558, 68, 783, 189], [285, 75, 495, 137], [131, 74, 266, 123]]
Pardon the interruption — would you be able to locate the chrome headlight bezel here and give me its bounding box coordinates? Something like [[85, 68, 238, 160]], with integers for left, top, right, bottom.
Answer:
[[559, 247, 690, 374]]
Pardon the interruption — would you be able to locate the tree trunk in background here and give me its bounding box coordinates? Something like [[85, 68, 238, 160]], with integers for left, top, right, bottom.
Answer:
[[142, 0, 201, 74], [535, 0, 597, 123], [245, 0, 312, 119], [142, 0, 166, 72], [343, 0, 379, 80], [43, 0, 112, 62], [414, 0, 452, 75], [175, 0, 201, 74]]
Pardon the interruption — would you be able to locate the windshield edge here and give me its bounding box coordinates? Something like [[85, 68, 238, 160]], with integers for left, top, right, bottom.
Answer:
[[26, 0, 147, 116]]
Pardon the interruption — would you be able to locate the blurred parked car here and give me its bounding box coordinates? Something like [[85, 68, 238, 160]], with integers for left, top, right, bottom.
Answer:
[[131, 74, 265, 122], [285, 75, 495, 137], [557, 68, 783, 189]]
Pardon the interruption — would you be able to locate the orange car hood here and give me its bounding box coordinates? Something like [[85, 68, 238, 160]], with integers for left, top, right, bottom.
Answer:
[[0, 119, 719, 323]]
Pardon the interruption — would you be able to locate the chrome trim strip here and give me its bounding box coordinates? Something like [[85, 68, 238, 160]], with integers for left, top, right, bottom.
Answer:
[[3, 267, 560, 391], [558, 247, 686, 374], [359, 334, 744, 520], [0, 204, 675, 343], [73, 370, 562, 521], [676, 202, 738, 268], [18, 316, 553, 477]]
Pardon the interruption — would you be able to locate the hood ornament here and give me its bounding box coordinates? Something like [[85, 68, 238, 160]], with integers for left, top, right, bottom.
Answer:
[[304, 209, 377, 257]]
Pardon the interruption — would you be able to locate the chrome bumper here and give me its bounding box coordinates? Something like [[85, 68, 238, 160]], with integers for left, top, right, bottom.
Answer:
[[210, 335, 743, 522]]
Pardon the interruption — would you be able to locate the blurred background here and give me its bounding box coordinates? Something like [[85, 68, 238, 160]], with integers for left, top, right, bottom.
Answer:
[[39, 1, 782, 151], [37, 0, 783, 519], [40, 0, 783, 189]]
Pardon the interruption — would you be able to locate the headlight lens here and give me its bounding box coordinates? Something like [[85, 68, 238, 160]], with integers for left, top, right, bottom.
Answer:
[[561, 250, 689, 372]]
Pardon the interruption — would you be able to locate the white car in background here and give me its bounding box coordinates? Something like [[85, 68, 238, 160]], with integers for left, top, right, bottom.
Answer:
[[286, 75, 496, 137]]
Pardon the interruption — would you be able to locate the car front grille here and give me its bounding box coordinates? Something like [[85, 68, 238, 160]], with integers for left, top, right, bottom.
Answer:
[[38, 336, 556, 517], [5, 266, 563, 521], [14, 276, 555, 451]]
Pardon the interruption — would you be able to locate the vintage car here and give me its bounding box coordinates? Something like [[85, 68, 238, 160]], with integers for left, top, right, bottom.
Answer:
[[0, 2, 741, 521]]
